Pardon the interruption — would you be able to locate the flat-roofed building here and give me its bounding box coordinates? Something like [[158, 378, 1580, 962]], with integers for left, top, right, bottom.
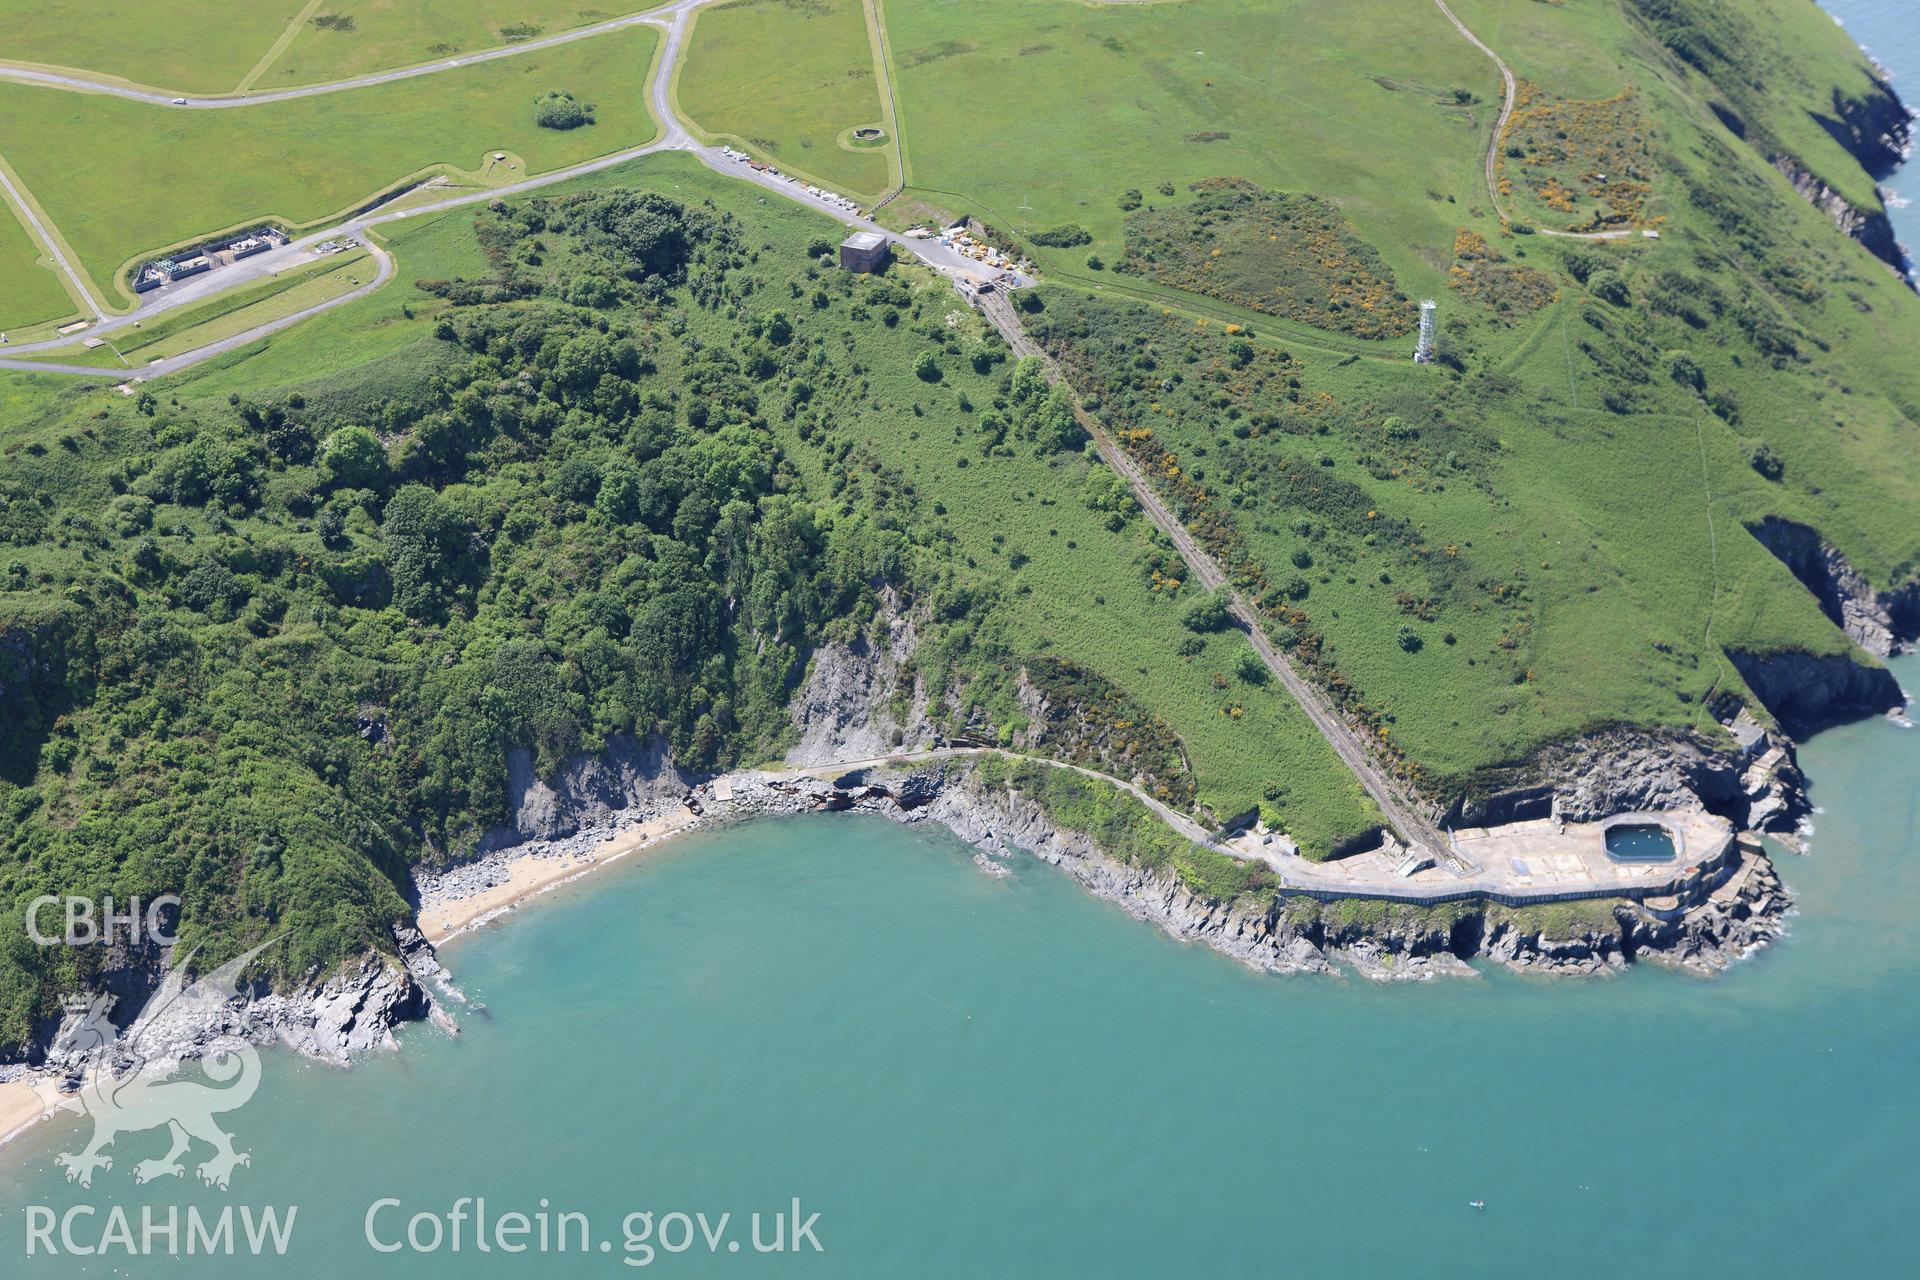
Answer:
[[838, 230, 890, 273]]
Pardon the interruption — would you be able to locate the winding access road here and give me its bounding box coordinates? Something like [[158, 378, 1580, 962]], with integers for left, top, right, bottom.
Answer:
[[1429, 0, 1639, 242]]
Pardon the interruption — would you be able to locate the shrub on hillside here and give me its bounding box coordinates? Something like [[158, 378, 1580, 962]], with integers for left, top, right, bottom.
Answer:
[[320, 426, 387, 491], [1588, 269, 1631, 305], [1120, 179, 1413, 338], [1029, 224, 1092, 248], [1665, 350, 1705, 390], [1181, 588, 1233, 633], [1234, 647, 1268, 684], [1562, 247, 1605, 283]]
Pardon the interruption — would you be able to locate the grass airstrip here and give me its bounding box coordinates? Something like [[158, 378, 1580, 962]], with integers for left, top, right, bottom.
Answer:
[[0, 24, 659, 300], [0, 2, 660, 94], [0, 0, 304, 94], [257, 1, 660, 90]]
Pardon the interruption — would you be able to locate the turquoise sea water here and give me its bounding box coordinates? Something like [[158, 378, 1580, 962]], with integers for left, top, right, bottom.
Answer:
[[1, 653, 1916, 1276], [1823, 0, 1920, 254]]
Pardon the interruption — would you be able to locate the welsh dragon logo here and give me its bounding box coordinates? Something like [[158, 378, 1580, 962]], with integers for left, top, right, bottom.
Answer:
[[46, 939, 278, 1190]]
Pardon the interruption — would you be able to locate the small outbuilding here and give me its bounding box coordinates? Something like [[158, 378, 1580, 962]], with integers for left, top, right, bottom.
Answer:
[[838, 230, 890, 274]]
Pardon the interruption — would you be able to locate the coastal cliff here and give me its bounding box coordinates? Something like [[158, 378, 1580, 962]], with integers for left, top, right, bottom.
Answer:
[[711, 763, 1788, 982], [1727, 649, 1905, 736], [0, 595, 1822, 1092], [1772, 154, 1908, 275], [1746, 516, 1920, 658], [18, 924, 446, 1086], [1771, 45, 1912, 274], [1825, 70, 1914, 180]]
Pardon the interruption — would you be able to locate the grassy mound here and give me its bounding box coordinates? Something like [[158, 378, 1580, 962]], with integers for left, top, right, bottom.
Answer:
[[1498, 81, 1655, 232], [1119, 179, 1414, 340]]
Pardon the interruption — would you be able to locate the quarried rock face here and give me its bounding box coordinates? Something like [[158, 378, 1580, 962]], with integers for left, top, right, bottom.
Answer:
[[486, 734, 696, 849], [785, 598, 934, 767], [1457, 727, 1746, 827]]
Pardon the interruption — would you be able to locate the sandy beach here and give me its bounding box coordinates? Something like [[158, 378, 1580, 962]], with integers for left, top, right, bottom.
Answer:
[[420, 806, 702, 945], [0, 803, 705, 1160], [0, 1076, 68, 1151]]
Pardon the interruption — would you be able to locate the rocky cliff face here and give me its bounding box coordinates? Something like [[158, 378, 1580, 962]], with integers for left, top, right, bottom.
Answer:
[[1826, 74, 1914, 182], [1773, 156, 1907, 274], [1525, 727, 1744, 821], [1747, 516, 1920, 658], [481, 734, 697, 850], [1771, 58, 1913, 276], [785, 598, 936, 767], [1446, 719, 1810, 845], [1728, 649, 1904, 737], [28, 927, 442, 1084]]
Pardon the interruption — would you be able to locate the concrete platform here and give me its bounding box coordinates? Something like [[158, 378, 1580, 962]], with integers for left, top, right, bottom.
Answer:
[[1226, 808, 1737, 906]]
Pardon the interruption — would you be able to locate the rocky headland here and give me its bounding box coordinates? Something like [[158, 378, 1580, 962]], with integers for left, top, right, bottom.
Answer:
[[6, 536, 1911, 1136]]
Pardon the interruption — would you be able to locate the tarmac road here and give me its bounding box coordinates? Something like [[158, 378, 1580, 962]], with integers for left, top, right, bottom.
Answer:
[[0, 0, 1013, 378]]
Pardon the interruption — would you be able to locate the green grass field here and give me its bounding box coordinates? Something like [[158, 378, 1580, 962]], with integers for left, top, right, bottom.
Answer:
[[0, 25, 659, 300], [1030, 286, 1873, 781], [0, 202, 76, 332], [679, 0, 892, 198], [1005, 0, 1920, 783], [881, 0, 1493, 294], [258, 1, 658, 88], [0, 0, 305, 92]]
